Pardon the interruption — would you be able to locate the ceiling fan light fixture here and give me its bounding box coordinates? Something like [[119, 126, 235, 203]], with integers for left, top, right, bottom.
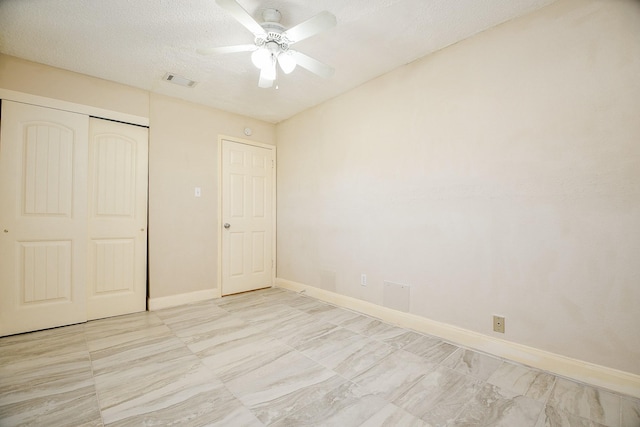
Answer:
[[277, 52, 297, 74], [207, 0, 337, 88], [251, 48, 271, 69], [262, 57, 277, 80]]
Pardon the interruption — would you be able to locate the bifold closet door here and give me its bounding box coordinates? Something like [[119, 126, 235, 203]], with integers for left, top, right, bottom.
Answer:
[[86, 118, 148, 320], [0, 101, 149, 336], [0, 100, 89, 336]]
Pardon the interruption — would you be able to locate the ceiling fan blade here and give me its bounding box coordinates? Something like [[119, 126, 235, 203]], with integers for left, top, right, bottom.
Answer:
[[258, 68, 274, 88], [289, 51, 334, 79], [216, 0, 265, 36], [283, 11, 336, 44], [197, 44, 257, 55]]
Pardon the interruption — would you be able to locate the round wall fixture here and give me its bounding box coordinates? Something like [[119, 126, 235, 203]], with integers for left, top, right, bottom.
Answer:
[[244, 127, 252, 136]]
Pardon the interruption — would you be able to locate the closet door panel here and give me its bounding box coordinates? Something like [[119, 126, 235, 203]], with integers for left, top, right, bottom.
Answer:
[[0, 100, 89, 336], [87, 118, 148, 320]]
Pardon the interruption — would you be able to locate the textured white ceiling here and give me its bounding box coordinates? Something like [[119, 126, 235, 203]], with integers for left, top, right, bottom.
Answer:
[[0, 0, 554, 123]]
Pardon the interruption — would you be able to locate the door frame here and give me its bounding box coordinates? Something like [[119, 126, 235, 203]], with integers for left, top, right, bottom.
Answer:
[[216, 135, 276, 298]]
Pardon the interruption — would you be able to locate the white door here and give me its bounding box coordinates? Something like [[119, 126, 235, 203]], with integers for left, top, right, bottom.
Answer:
[[221, 139, 274, 296], [86, 118, 148, 320], [0, 101, 89, 336]]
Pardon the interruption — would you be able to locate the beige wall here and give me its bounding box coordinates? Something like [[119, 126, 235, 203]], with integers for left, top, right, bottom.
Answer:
[[276, 0, 640, 375], [0, 54, 149, 118], [0, 54, 276, 300], [148, 93, 275, 298]]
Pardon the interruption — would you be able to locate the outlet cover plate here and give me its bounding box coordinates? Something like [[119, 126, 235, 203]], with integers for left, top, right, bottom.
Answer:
[[493, 315, 505, 333]]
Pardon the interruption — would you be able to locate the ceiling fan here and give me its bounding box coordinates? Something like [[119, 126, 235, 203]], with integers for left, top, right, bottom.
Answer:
[[199, 0, 337, 88]]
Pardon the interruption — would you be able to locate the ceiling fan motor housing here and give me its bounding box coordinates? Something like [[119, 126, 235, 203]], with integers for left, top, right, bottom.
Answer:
[[255, 10, 290, 52], [261, 8, 281, 23], [255, 34, 289, 52]]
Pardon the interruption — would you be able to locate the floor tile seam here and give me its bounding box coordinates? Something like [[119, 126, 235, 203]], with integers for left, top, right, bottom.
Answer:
[[615, 408, 622, 427], [283, 334, 382, 387], [288, 293, 558, 372], [445, 378, 490, 425], [516, 387, 549, 427], [534, 375, 557, 410], [87, 338, 194, 372], [365, 332, 411, 349], [307, 332, 386, 371], [160, 318, 247, 393], [544, 398, 620, 427], [485, 374, 557, 407], [551, 380, 629, 427], [396, 382, 479, 426], [226, 291, 633, 401], [0, 350, 93, 370], [261, 376, 383, 427], [281, 294, 553, 422], [358, 346, 407, 376], [167, 328, 214, 369], [242, 311, 308, 343], [422, 344, 470, 374], [444, 368, 499, 384], [89, 322, 211, 382], [299, 296, 573, 396], [553, 406, 618, 427], [0, 368, 97, 411], [312, 350, 353, 376], [258, 382, 343, 426], [283, 324, 346, 350], [208, 308, 331, 427], [0, 338, 91, 364], [250, 323, 396, 424], [550, 371, 632, 403], [549, 386, 626, 427], [157, 313, 232, 331], [82, 325, 107, 427], [428, 363, 486, 391], [261, 322, 352, 376], [214, 375, 266, 426], [371, 320, 628, 404]]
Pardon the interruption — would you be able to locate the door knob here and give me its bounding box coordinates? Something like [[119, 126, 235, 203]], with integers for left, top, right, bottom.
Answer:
[[224, 223, 231, 229]]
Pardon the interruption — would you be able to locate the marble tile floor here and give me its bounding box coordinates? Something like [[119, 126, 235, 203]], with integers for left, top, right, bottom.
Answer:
[[1, 287, 638, 427]]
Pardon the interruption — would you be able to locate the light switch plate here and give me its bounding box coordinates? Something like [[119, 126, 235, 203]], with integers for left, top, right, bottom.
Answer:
[[195, 187, 201, 197]]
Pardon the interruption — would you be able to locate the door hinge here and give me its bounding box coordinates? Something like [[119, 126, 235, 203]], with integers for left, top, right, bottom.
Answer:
[[271, 159, 274, 168]]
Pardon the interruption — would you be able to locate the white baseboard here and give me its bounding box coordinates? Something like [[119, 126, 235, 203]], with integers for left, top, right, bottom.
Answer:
[[148, 289, 217, 311], [276, 278, 640, 399]]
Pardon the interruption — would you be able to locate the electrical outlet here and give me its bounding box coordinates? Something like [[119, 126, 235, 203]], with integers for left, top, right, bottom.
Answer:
[[493, 315, 505, 333], [360, 274, 367, 286]]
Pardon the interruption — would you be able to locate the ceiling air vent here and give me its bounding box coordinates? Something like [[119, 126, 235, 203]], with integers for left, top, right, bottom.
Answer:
[[163, 73, 197, 88]]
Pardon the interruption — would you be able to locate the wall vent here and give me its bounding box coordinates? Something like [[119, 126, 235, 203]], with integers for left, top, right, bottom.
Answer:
[[162, 73, 198, 88], [383, 281, 411, 313]]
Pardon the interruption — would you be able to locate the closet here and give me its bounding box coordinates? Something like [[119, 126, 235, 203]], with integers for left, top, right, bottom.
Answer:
[[0, 100, 148, 336]]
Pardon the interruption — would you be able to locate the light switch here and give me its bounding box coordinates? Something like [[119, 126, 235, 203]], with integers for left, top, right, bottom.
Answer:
[[195, 187, 201, 197]]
